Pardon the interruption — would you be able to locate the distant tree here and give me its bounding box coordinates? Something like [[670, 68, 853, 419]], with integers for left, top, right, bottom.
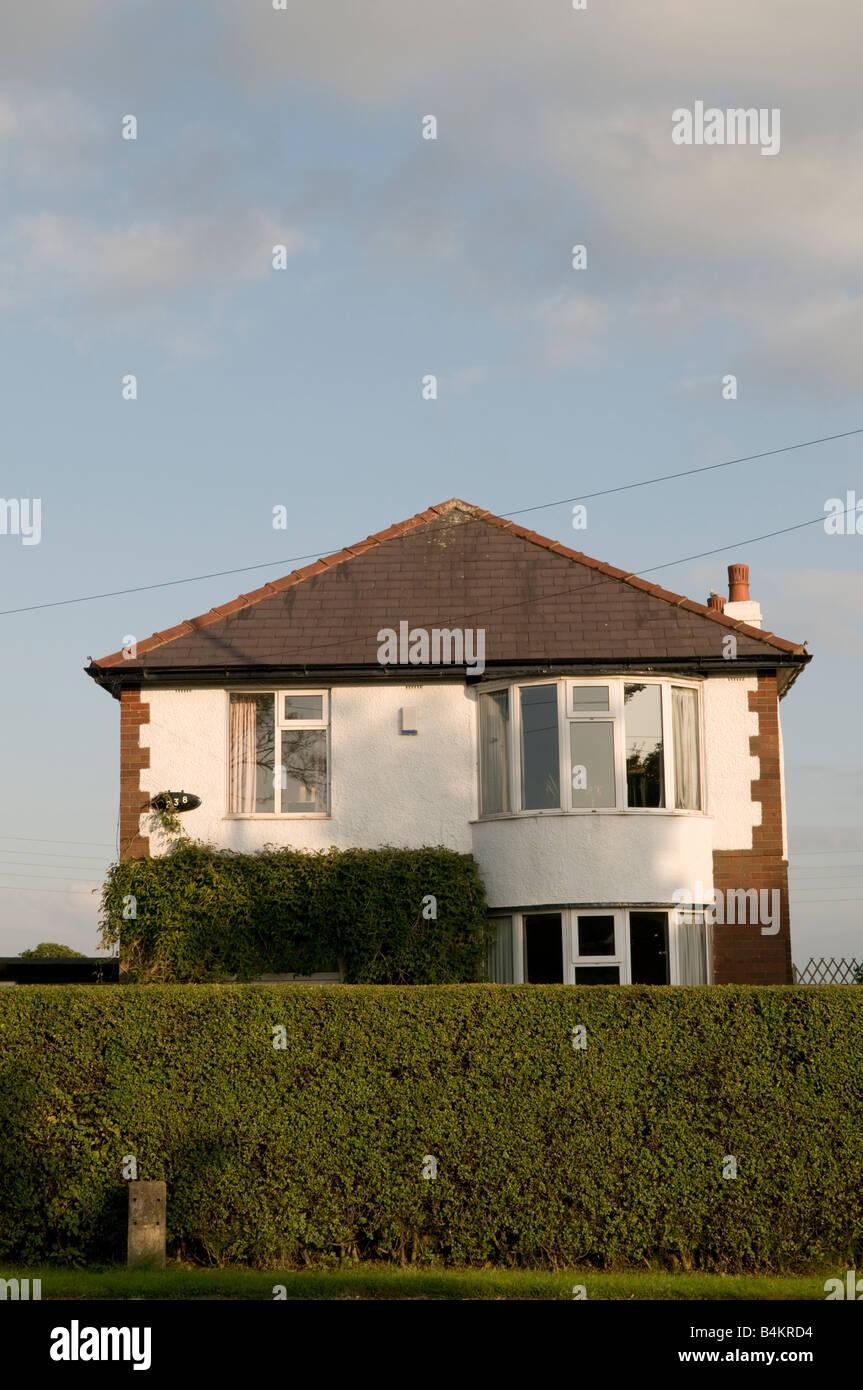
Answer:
[[18, 942, 87, 959]]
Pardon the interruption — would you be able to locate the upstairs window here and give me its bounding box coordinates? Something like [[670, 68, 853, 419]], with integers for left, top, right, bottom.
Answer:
[[229, 691, 329, 815], [624, 683, 664, 808], [520, 685, 560, 809], [568, 685, 616, 808], [477, 678, 702, 817], [671, 686, 701, 810], [478, 690, 510, 815]]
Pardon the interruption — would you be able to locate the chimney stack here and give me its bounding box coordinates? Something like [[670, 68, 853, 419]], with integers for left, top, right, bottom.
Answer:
[[728, 564, 750, 602], [723, 563, 762, 629]]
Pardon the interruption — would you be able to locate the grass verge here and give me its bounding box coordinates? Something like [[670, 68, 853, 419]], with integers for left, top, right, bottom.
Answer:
[[2, 1266, 834, 1301]]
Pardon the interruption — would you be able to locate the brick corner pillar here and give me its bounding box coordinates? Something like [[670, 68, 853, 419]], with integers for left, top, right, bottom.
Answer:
[[120, 688, 150, 860], [712, 674, 793, 985]]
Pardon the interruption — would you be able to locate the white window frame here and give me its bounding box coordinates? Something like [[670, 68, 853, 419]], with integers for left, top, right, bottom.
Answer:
[[495, 907, 712, 985], [476, 675, 704, 820], [277, 690, 330, 728], [571, 909, 627, 984], [225, 688, 331, 819]]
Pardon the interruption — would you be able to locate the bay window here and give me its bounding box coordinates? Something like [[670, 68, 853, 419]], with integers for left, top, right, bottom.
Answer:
[[671, 685, 701, 810], [624, 683, 664, 807], [519, 685, 559, 809], [478, 677, 702, 817], [478, 690, 510, 815], [485, 908, 710, 985]]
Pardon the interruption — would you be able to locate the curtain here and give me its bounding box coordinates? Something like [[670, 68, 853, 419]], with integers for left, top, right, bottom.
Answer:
[[486, 917, 514, 983], [678, 914, 709, 984], [229, 696, 257, 813], [479, 691, 510, 814], [672, 686, 701, 810]]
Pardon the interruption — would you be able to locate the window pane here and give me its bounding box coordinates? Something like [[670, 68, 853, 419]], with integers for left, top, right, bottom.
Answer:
[[570, 722, 616, 807], [283, 694, 323, 721], [678, 913, 709, 985], [571, 685, 609, 712], [479, 691, 510, 814], [672, 686, 701, 810], [577, 914, 616, 956], [520, 686, 560, 810], [624, 684, 664, 807], [629, 911, 669, 984], [279, 729, 327, 813], [575, 966, 620, 985], [523, 913, 563, 983], [229, 693, 275, 813], [486, 917, 513, 983]]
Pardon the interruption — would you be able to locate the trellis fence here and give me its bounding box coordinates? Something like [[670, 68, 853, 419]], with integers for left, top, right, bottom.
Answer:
[[792, 957, 862, 984]]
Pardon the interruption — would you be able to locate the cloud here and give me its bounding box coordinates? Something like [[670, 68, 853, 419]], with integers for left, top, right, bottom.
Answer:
[[5, 1, 863, 391], [0, 210, 307, 325], [213, 1, 863, 104], [533, 292, 608, 368], [0, 94, 107, 189], [202, 0, 863, 394], [739, 296, 863, 401], [449, 365, 490, 393]]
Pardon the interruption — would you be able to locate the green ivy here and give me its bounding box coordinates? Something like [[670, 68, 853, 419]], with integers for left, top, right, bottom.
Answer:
[[0, 985, 860, 1270], [99, 843, 489, 983]]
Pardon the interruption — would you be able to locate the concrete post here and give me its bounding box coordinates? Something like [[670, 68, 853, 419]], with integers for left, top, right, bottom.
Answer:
[[127, 1180, 166, 1270]]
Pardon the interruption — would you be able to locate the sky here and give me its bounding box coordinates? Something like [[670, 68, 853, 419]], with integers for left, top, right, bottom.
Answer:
[[0, 0, 861, 965]]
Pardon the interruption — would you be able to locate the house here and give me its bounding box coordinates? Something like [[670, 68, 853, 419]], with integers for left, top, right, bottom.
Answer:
[[86, 498, 810, 987]]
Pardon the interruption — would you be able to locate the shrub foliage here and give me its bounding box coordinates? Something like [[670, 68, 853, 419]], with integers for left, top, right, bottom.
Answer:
[[0, 984, 860, 1271], [99, 843, 489, 983]]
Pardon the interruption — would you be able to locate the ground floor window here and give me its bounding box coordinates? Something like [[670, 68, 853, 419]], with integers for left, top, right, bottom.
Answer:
[[485, 908, 710, 985]]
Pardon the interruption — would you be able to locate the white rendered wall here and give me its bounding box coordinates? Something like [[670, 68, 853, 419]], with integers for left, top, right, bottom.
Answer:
[[137, 674, 768, 906], [472, 812, 714, 909], [702, 676, 761, 851], [139, 684, 476, 855]]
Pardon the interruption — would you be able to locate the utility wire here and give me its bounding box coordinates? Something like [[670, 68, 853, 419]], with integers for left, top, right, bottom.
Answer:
[[0, 834, 116, 847], [0, 884, 96, 895], [0, 427, 856, 619], [0, 850, 113, 863], [198, 505, 834, 662], [504, 427, 863, 516]]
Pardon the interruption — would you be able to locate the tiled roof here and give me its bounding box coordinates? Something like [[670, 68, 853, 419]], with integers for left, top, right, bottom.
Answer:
[[88, 498, 808, 678]]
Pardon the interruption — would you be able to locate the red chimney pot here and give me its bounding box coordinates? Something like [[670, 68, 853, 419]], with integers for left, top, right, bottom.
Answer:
[[708, 593, 726, 612], [728, 564, 750, 602]]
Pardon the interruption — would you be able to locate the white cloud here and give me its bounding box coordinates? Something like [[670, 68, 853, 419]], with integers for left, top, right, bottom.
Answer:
[[740, 296, 863, 400], [5, 1, 863, 391], [0, 210, 305, 309], [449, 365, 490, 393], [0, 94, 106, 188], [534, 292, 608, 368]]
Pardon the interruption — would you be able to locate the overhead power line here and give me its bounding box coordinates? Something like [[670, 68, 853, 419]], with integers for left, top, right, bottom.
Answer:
[[0, 872, 100, 884], [504, 427, 863, 516], [0, 850, 112, 863], [0, 884, 96, 896], [0, 427, 856, 619], [0, 834, 116, 847]]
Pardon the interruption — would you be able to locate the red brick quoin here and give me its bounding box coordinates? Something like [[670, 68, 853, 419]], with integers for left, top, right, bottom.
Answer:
[[119, 689, 150, 859], [712, 674, 792, 985]]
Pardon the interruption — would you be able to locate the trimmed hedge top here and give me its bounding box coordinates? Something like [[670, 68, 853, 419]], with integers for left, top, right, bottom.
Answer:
[[0, 983, 861, 1271]]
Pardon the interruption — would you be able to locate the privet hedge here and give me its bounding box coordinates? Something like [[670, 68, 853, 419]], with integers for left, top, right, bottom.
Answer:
[[1, 985, 861, 1271], [99, 843, 488, 983]]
